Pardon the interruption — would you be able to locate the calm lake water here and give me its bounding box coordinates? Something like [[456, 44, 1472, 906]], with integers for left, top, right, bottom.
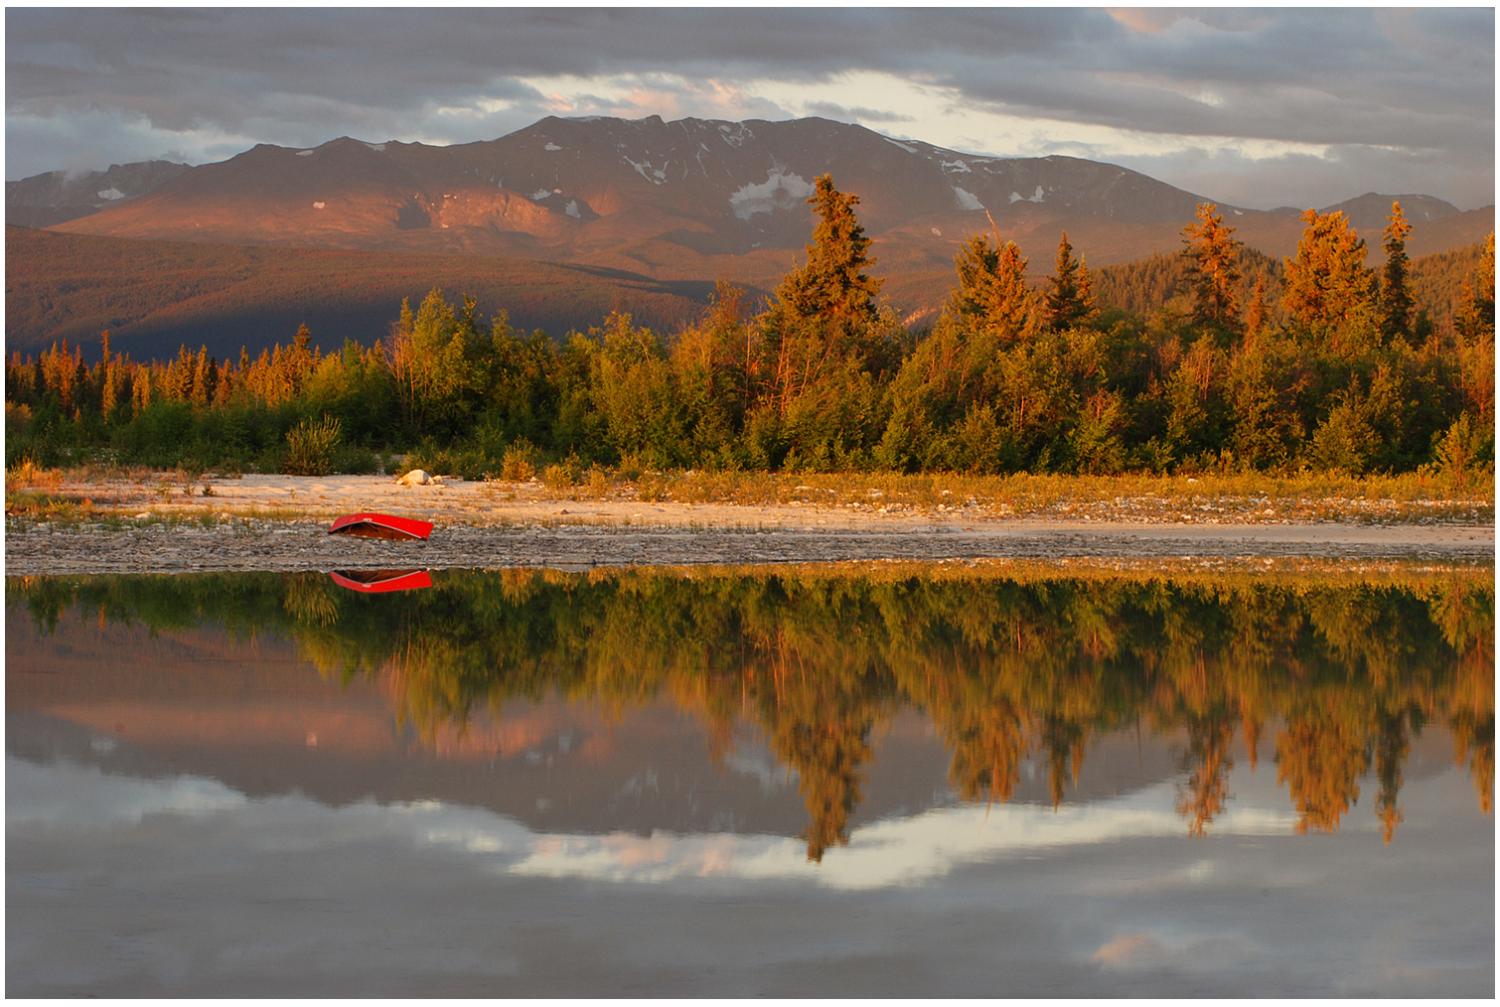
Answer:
[[6, 565, 1494, 996]]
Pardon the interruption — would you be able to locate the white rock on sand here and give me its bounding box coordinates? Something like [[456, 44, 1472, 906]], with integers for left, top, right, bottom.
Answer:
[[397, 469, 432, 486]]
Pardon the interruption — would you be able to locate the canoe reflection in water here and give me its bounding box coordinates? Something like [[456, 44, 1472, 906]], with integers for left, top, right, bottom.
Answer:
[[328, 569, 433, 594]]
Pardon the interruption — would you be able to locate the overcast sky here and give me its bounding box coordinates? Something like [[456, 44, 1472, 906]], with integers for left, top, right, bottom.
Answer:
[[6, 8, 1495, 209]]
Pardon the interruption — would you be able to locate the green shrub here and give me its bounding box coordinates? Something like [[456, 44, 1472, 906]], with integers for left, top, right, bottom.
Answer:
[[284, 416, 343, 476], [1309, 397, 1374, 475], [331, 445, 380, 475], [1433, 412, 1492, 488]]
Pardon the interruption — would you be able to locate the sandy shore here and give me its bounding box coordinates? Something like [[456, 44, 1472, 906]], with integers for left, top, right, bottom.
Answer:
[[5, 474, 1493, 574]]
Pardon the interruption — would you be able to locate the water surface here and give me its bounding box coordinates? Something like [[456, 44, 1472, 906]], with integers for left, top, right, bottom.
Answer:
[[7, 565, 1494, 996]]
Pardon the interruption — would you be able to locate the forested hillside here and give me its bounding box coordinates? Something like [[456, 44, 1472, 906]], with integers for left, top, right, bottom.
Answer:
[[7, 180, 1494, 482]]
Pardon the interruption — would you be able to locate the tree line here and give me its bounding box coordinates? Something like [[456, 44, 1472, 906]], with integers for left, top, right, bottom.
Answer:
[[13, 566, 1493, 861], [7, 176, 1495, 479]]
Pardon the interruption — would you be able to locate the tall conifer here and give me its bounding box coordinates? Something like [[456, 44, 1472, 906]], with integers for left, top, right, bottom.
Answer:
[[1181, 203, 1242, 333], [1044, 232, 1094, 330], [1378, 201, 1414, 344], [1282, 209, 1373, 328], [1456, 231, 1496, 342], [774, 174, 881, 329], [1244, 272, 1269, 339], [947, 234, 1035, 343]]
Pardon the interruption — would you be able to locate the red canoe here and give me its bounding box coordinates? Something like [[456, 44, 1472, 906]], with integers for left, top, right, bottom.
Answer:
[[328, 569, 433, 594], [328, 512, 433, 540]]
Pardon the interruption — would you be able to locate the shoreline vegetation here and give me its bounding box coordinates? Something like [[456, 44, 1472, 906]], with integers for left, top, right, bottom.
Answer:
[[5, 178, 1495, 500], [4, 466, 1495, 530]]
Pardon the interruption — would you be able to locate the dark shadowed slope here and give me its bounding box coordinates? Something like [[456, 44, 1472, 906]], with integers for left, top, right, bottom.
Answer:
[[5, 226, 719, 358]]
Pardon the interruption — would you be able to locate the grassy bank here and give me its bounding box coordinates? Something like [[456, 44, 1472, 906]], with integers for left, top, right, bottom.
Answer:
[[509, 466, 1495, 523], [5, 460, 1493, 527]]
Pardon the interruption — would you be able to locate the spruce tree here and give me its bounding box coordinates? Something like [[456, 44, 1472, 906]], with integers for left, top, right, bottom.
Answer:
[[131, 367, 151, 418], [1044, 232, 1094, 330], [1181, 203, 1242, 333], [1456, 231, 1496, 342], [1378, 201, 1414, 344], [1243, 272, 1269, 339], [947, 233, 1035, 343], [774, 174, 881, 329], [101, 360, 119, 421], [190, 346, 214, 407], [1076, 254, 1096, 323], [1282, 209, 1373, 329]]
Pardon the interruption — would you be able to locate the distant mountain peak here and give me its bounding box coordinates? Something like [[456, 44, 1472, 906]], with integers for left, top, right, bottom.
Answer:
[[13, 115, 1487, 287], [7, 159, 191, 228]]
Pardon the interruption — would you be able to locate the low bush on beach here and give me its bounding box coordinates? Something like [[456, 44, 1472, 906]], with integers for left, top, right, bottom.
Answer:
[[283, 415, 343, 476]]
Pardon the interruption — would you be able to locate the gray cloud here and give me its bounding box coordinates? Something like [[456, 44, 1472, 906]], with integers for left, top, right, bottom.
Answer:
[[5, 9, 1493, 207], [802, 102, 912, 125]]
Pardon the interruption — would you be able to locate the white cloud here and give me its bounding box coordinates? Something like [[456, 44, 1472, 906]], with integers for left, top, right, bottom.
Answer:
[[8, 756, 1295, 891]]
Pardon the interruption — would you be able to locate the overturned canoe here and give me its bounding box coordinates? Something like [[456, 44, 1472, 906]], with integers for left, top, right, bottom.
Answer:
[[328, 512, 434, 540], [328, 569, 433, 594]]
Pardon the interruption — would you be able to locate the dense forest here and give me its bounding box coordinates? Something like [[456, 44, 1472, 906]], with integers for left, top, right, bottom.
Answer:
[[6, 176, 1495, 479], [13, 566, 1493, 861]]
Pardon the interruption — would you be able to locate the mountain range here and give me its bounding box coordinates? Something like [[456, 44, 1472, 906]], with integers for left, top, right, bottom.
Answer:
[[8, 115, 1494, 356]]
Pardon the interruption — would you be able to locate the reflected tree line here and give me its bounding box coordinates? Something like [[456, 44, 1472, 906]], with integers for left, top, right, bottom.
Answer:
[[11, 565, 1493, 861]]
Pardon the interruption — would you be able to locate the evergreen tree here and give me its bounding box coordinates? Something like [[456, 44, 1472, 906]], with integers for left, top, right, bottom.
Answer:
[[1044, 231, 1095, 330], [190, 346, 215, 408], [1076, 254, 1096, 321], [100, 360, 120, 421], [1282, 209, 1373, 329], [947, 233, 1036, 343], [774, 174, 881, 329], [1243, 272, 1270, 338], [1456, 231, 1496, 342], [1181, 203, 1243, 333], [130, 367, 151, 418], [1378, 201, 1415, 344]]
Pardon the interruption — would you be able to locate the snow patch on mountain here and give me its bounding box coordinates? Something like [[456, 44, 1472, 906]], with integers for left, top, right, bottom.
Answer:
[[96, 188, 125, 201], [730, 167, 815, 220], [296, 150, 314, 157], [886, 138, 918, 154], [624, 157, 668, 185], [362, 142, 386, 152], [953, 187, 984, 212], [530, 189, 552, 201], [1030, 185, 1046, 203], [565, 200, 581, 219], [940, 160, 971, 174], [718, 123, 753, 147], [544, 143, 563, 152]]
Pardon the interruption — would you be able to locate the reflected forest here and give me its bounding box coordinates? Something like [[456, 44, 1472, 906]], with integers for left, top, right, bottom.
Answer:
[[11, 564, 1493, 862]]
